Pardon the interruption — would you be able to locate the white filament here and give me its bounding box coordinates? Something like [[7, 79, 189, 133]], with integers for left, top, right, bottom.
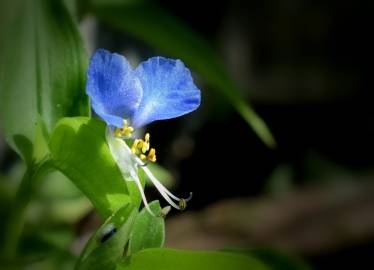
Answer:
[[106, 127, 154, 215], [140, 163, 181, 209], [106, 127, 184, 215]]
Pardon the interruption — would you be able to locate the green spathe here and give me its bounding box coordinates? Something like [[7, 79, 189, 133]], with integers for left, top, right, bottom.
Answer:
[[49, 117, 141, 218]]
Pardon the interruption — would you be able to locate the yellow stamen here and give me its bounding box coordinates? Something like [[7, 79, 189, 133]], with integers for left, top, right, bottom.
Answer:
[[123, 126, 134, 137], [131, 139, 141, 154], [130, 132, 157, 163], [114, 120, 134, 138], [141, 133, 150, 153], [147, 148, 157, 162], [114, 128, 123, 137], [145, 133, 150, 143], [141, 142, 149, 153]]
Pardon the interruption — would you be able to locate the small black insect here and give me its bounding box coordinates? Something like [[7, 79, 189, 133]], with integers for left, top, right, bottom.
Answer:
[[99, 223, 117, 243]]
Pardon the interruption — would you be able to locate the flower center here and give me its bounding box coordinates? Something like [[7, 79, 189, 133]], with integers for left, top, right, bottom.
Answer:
[[131, 133, 157, 163], [110, 121, 193, 215], [114, 120, 157, 163], [114, 120, 134, 138]]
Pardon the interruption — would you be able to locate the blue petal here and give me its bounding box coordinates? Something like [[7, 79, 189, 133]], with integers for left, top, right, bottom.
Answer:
[[131, 57, 201, 128], [86, 49, 143, 127]]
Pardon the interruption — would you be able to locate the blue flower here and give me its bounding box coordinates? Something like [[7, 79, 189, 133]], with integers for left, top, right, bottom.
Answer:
[[87, 49, 200, 129], [86, 49, 200, 214]]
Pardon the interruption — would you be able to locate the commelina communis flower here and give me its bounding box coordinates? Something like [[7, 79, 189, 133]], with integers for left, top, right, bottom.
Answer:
[[86, 49, 200, 215]]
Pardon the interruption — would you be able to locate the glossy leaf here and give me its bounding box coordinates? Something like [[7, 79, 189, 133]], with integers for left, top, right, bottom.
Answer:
[[117, 248, 270, 270], [49, 117, 141, 218], [75, 204, 138, 270], [0, 0, 89, 162], [88, 1, 275, 147], [128, 201, 164, 255]]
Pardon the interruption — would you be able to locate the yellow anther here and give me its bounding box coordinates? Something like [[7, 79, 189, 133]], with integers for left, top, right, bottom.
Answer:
[[145, 133, 150, 143], [114, 128, 123, 137], [141, 142, 149, 153], [114, 120, 134, 138], [130, 132, 156, 163], [131, 139, 141, 154], [123, 126, 134, 137], [147, 148, 157, 162], [140, 133, 150, 153]]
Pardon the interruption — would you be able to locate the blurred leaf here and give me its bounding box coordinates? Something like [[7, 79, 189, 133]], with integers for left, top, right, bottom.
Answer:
[[1, 158, 54, 259], [75, 204, 138, 270], [28, 196, 91, 224], [251, 248, 311, 270], [265, 164, 294, 194], [117, 248, 270, 270], [226, 248, 311, 270], [26, 171, 92, 224], [88, 1, 275, 148], [0, 250, 76, 270], [304, 151, 357, 185], [0, 0, 89, 162], [40, 170, 85, 199], [128, 201, 164, 255], [18, 226, 75, 259], [49, 117, 140, 218], [64, 0, 78, 17]]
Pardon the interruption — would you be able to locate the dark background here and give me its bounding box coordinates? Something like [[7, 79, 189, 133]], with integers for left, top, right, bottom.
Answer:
[[0, 0, 372, 269], [148, 0, 372, 269]]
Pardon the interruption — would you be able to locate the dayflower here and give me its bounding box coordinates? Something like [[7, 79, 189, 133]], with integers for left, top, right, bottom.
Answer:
[[86, 49, 200, 215]]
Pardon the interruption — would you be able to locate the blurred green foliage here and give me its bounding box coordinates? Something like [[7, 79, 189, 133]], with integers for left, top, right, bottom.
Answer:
[[0, 0, 88, 163]]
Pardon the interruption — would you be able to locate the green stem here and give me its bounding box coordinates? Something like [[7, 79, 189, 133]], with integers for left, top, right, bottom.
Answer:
[[2, 159, 53, 259]]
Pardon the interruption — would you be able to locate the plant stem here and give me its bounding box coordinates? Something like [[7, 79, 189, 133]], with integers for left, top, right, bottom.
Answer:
[[1, 159, 53, 259]]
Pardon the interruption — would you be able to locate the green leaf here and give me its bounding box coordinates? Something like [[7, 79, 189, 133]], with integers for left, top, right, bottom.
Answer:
[[49, 117, 140, 218], [117, 248, 270, 270], [128, 201, 164, 255], [75, 204, 138, 270], [0, 0, 89, 162], [248, 248, 312, 270], [88, 1, 275, 147]]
